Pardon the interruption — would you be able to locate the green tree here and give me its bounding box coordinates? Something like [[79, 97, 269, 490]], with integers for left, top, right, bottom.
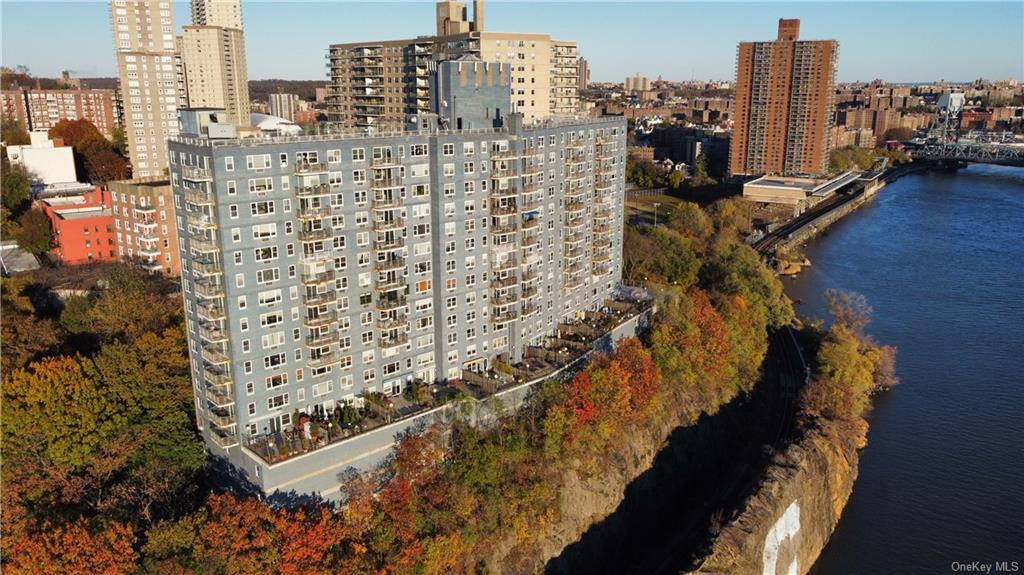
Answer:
[[12, 208, 53, 256], [110, 125, 128, 156], [1, 161, 32, 232], [649, 227, 701, 288], [1, 112, 30, 145], [881, 126, 914, 142]]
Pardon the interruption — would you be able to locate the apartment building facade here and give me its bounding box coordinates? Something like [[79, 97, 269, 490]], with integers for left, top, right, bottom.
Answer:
[[168, 101, 625, 477], [268, 93, 301, 122], [109, 177, 182, 274], [1, 88, 119, 137], [729, 19, 839, 177], [181, 24, 251, 126], [328, 0, 580, 129], [38, 189, 118, 265], [109, 0, 181, 177]]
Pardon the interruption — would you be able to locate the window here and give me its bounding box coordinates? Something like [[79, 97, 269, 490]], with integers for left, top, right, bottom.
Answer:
[[327, 149, 341, 163], [253, 223, 277, 240], [260, 311, 284, 328], [267, 393, 289, 410], [410, 144, 428, 157], [442, 143, 454, 156], [265, 352, 288, 370], [249, 177, 273, 193], [225, 156, 234, 171], [256, 268, 280, 285], [246, 154, 271, 170], [251, 200, 275, 216]]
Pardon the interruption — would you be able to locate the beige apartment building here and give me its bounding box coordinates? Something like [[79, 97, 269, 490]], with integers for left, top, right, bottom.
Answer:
[[191, 0, 243, 28], [328, 0, 579, 129], [109, 0, 180, 177], [108, 177, 181, 275], [181, 25, 251, 126]]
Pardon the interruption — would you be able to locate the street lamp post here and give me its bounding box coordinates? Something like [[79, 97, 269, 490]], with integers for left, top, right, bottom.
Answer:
[[653, 202, 661, 227]]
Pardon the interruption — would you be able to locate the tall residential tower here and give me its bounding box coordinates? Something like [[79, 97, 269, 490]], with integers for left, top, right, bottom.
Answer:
[[109, 0, 180, 177], [181, 0, 251, 127], [169, 60, 625, 496], [729, 19, 839, 177]]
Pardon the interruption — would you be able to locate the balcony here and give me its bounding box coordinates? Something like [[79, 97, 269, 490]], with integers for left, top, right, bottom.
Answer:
[[494, 257, 518, 272], [206, 386, 235, 410], [304, 311, 338, 329], [371, 176, 404, 190], [209, 429, 239, 449], [520, 269, 540, 283], [303, 289, 336, 306], [197, 302, 226, 321], [297, 206, 331, 220], [199, 323, 228, 344], [306, 332, 341, 347], [492, 274, 518, 289], [491, 187, 518, 199], [296, 184, 331, 197], [377, 314, 407, 330], [375, 276, 406, 292], [194, 279, 224, 299], [376, 296, 408, 311], [298, 228, 331, 242], [522, 217, 540, 230], [491, 221, 519, 235], [189, 257, 220, 276], [301, 269, 336, 285], [492, 294, 519, 307], [593, 237, 612, 249], [187, 214, 216, 231], [185, 188, 214, 206], [379, 333, 409, 348], [491, 242, 517, 256], [373, 217, 405, 231], [492, 310, 518, 325], [593, 251, 613, 264], [182, 165, 212, 182], [593, 263, 614, 277], [374, 236, 405, 251], [520, 303, 541, 318], [203, 364, 232, 387], [375, 256, 406, 272], [208, 409, 236, 429], [521, 235, 539, 248], [371, 192, 402, 207], [492, 204, 517, 216], [138, 246, 161, 258], [370, 155, 399, 168], [295, 161, 328, 175], [521, 285, 539, 299], [308, 353, 341, 370], [201, 345, 230, 365]]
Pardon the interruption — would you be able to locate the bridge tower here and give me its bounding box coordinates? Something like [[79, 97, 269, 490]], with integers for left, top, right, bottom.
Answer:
[[933, 92, 965, 144]]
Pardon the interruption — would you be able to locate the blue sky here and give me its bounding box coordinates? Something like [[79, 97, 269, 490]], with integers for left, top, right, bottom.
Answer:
[[2, 1, 1022, 83]]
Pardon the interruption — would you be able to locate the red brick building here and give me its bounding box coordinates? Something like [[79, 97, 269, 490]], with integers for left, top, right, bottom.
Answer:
[[38, 188, 117, 265]]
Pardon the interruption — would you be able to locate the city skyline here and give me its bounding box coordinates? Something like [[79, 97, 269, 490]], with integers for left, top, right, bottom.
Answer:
[[2, 1, 1021, 84]]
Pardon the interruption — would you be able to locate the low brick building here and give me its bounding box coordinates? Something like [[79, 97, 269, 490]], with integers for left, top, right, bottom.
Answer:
[[38, 188, 117, 265]]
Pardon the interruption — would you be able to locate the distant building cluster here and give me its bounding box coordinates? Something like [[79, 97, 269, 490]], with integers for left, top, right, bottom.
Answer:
[[1, 87, 119, 137], [327, 0, 582, 130]]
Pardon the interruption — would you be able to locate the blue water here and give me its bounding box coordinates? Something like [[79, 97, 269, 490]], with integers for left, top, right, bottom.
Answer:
[[783, 165, 1024, 574]]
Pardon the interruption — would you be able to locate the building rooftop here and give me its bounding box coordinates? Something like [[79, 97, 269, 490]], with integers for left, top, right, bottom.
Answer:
[[746, 171, 858, 197], [172, 114, 621, 148], [53, 207, 113, 221]]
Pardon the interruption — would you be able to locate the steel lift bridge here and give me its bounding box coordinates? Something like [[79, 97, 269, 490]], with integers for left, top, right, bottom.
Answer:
[[910, 93, 1024, 167]]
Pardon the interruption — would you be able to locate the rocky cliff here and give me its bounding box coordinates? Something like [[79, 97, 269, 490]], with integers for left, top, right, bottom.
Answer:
[[686, 420, 863, 575]]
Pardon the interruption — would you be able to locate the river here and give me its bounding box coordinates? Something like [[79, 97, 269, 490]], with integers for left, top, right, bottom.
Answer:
[[780, 164, 1024, 573]]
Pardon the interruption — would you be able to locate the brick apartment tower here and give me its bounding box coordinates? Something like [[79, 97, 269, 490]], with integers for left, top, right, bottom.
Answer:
[[729, 19, 839, 177]]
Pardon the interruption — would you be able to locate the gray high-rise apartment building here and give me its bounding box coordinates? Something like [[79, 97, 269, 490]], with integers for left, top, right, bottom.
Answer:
[[169, 60, 625, 495]]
